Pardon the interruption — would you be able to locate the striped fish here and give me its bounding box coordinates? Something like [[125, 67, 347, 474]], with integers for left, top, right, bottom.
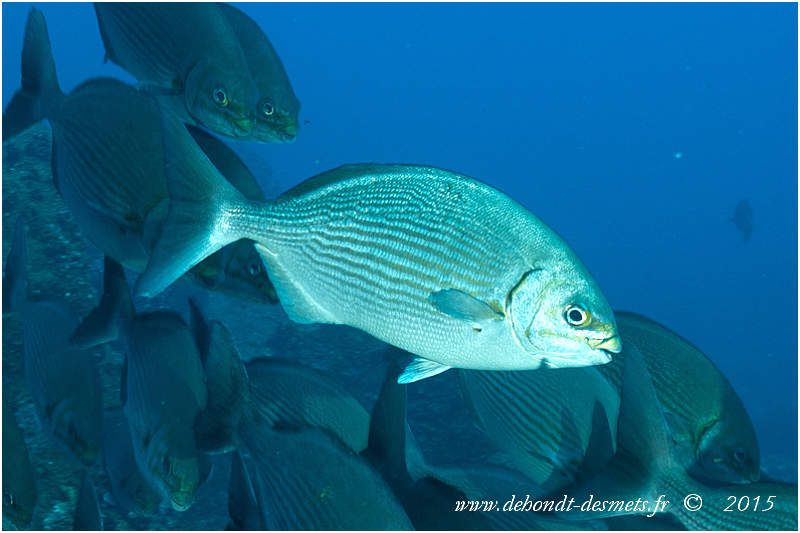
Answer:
[[595, 311, 760, 485], [94, 2, 257, 138], [3, 8, 276, 304], [458, 366, 619, 493], [139, 112, 622, 382], [219, 3, 300, 142]]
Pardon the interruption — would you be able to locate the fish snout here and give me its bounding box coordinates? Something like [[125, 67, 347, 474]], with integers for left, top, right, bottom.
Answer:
[[587, 334, 622, 354]]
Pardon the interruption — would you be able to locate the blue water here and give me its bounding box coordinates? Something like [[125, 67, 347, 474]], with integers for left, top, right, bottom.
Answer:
[[3, 0, 798, 523]]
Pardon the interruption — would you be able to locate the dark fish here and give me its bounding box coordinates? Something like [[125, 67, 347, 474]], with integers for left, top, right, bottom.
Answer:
[[73, 472, 103, 531], [7, 221, 103, 465], [78, 257, 211, 511], [2, 8, 277, 305], [3, 392, 38, 529], [139, 110, 621, 382], [458, 365, 619, 493], [218, 3, 300, 142], [595, 311, 760, 485], [102, 409, 161, 516], [560, 345, 798, 530], [237, 423, 413, 530], [94, 2, 258, 139], [188, 298, 250, 454], [731, 199, 753, 242], [244, 357, 371, 453]]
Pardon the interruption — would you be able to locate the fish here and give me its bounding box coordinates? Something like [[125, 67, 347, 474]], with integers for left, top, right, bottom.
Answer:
[[73, 471, 103, 531], [731, 199, 753, 242], [458, 365, 620, 493], [3, 392, 38, 529], [2, 8, 277, 305], [78, 257, 212, 511], [243, 357, 371, 453], [226, 451, 265, 530], [138, 109, 622, 382], [218, 3, 300, 142], [595, 311, 760, 485], [6, 221, 103, 465], [188, 298, 250, 455], [559, 344, 798, 531], [102, 409, 162, 516], [93, 2, 258, 139], [237, 423, 413, 530]]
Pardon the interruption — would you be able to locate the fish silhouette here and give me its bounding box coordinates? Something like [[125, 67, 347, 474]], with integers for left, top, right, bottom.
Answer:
[[731, 199, 753, 242]]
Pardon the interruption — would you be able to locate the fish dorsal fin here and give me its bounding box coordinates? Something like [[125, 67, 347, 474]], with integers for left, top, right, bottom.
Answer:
[[71, 256, 134, 348], [429, 289, 504, 323], [188, 298, 211, 366], [398, 357, 451, 384], [365, 358, 411, 485]]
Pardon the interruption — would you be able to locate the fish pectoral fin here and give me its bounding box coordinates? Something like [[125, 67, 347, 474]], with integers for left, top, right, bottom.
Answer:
[[428, 289, 504, 322], [398, 357, 451, 384]]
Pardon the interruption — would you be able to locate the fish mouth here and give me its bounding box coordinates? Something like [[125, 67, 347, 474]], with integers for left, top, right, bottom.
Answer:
[[587, 334, 622, 354]]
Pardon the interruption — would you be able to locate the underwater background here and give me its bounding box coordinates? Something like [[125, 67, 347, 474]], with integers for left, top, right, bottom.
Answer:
[[2, 1, 798, 530]]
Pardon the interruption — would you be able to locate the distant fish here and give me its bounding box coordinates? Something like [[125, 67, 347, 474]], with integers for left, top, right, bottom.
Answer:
[[458, 365, 619, 493], [102, 409, 161, 516], [218, 3, 300, 142], [3, 392, 38, 529], [138, 110, 622, 382], [78, 257, 211, 511], [6, 221, 103, 465], [559, 345, 798, 531], [73, 472, 103, 531], [731, 199, 753, 241], [2, 8, 277, 304], [595, 311, 760, 485], [93, 2, 258, 139], [237, 424, 413, 530]]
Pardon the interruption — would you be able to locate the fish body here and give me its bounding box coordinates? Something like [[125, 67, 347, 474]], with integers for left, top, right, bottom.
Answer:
[[123, 310, 212, 512], [3, 395, 38, 529], [93, 2, 257, 138], [3, 8, 276, 304], [102, 409, 161, 515], [458, 365, 619, 492], [596, 311, 760, 484], [218, 3, 300, 142], [140, 118, 622, 380]]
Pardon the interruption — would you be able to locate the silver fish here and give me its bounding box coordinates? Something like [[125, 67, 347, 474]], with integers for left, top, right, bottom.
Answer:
[[218, 3, 300, 142], [139, 112, 622, 382], [458, 366, 619, 493], [3, 9, 276, 304], [94, 2, 257, 138]]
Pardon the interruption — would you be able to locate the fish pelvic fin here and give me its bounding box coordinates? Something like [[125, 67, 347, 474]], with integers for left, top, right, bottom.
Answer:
[[3, 7, 64, 140], [71, 256, 134, 348], [398, 357, 451, 384], [136, 110, 268, 298]]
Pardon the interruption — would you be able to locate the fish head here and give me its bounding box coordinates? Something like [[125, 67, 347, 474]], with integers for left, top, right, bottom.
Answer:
[[252, 93, 301, 142], [152, 451, 212, 512], [190, 241, 278, 304], [507, 266, 621, 368], [693, 419, 761, 484], [184, 60, 257, 139], [49, 397, 102, 465]]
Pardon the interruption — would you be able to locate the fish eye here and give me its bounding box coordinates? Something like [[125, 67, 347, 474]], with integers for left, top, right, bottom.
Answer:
[[248, 261, 261, 276], [733, 448, 747, 463], [261, 101, 275, 117], [212, 88, 229, 107], [564, 304, 590, 327]]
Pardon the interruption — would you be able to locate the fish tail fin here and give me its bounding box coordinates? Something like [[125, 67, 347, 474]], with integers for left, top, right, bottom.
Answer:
[[71, 256, 134, 348], [136, 110, 268, 298], [2, 7, 63, 140], [364, 352, 413, 486], [3, 218, 29, 313], [191, 298, 250, 454]]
